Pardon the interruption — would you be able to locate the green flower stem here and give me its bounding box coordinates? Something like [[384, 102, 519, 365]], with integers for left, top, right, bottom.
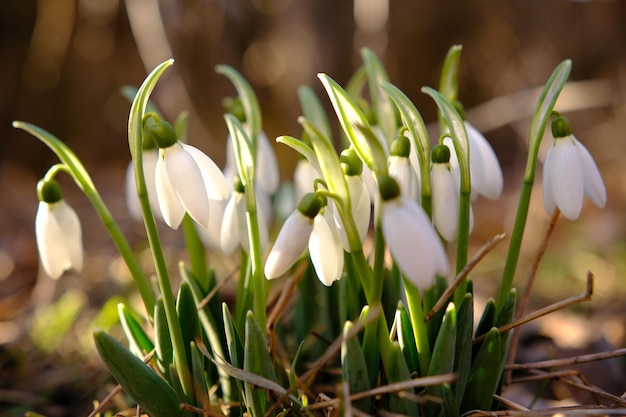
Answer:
[[12, 121, 156, 316], [181, 215, 209, 288], [496, 59, 571, 314], [455, 189, 472, 302], [371, 194, 386, 304], [127, 59, 192, 398], [403, 277, 431, 374], [244, 187, 267, 334]]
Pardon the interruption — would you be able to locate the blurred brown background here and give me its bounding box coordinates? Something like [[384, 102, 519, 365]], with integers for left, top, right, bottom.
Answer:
[[1, 0, 626, 415]]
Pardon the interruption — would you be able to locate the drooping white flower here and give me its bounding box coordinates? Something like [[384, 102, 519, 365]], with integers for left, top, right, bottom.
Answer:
[[35, 179, 83, 279], [332, 175, 371, 252], [379, 175, 448, 290], [155, 142, 229, 229], [542, 116, 606, 220], [431, 163, 460, 242], [196, 199, 227, 251], [388, 135, 420, 202], [443, 121, 503, 201], [265, 192, 343, 286], [224, 130, 280, 196], [220, 185, 269, 256], [125, 149, 161, 221]]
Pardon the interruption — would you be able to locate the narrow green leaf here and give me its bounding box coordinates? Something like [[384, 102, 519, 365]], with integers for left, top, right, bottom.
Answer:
[[381, 342, 419, 415], [475, 298, 496, 339], [318, 73, 387, 175], [461, 328, 502, 412], [244, 311, 276, 416], [224, 113, 255, 188], [94, 330, 185, 417], [453, 293, 473, 404], [223, 303, 244, 370], [395, 302, 419, 374], [527, 59, 572, 178], [297, 85, 332, 140], [438, 45, 463, 103], [381, 81, 432, 212], [361, 47, 396, 143], [216, 65, 262, 146], [190, 341, 210, 410], [359, 306, 380, 389], [276, 135, 320, 173], [154, 298, 173, 377], [176, 281, 201, 368], [428, 303, 457, 376], [341, 321, 372, 413], [118, 303, 154, 358]]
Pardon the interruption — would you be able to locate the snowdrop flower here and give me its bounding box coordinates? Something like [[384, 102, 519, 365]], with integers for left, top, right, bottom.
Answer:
[[35, 179, 83, 279], [379, 175, 448, 290], [431, 145, 460, 242], [388, 135, 420, 202], [542, 115, 606, 220], [125, 149, 161, 221], [220, 176, 269, 255], [224, 130, 280, 196], [294, 158, 320, 204], [332, 148, 371, 251], [443, 122, 503, 201], [265, 192, 344, 286], [147, 115, 229, 229]]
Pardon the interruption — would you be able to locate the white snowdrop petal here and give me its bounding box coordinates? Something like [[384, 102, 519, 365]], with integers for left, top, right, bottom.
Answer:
[[197, 199, 226, 250], [309, 215, 344, 286], [294, 159, 320, 203], [164, 143, 211, 227], [36, 201, 83, 279], [383, 198, 448, 289], [550, 139, 584, 220], [220, 195, 241, 256], [125, 161, 142, 221], [574, 138, 607, 208], [182, 143, 230, 200], [542, 145, 557, 216], [352, 178, 372, 244], [389, 156, 419, 201], [264, 211, 313, 279], [257, 131, 280, 195], [155, 150, 186, 229], [142, 150, 163, 220], [431, 164, 459, 242], [466, 122, 503, 200]]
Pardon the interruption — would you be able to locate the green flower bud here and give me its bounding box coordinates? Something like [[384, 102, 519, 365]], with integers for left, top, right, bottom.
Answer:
[[142, 117, 157, 150], [148, 119, 178, 149], [551, 115, 573, 139], [378, 174, 400, 202], [222, 96, 246, 123], [37, 178, 62, 204], [233, 174, 245, 194], [340, 148, 363, 176], [431, 144, 451, 164], [297, 192, 325, 219], [390, 135, 411, 158]]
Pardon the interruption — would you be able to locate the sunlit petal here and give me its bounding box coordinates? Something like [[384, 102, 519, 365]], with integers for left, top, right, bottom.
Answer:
[[257, 131, 280, 195], [465, 122, 503, 200], [294, 159, 320, 203], [542, 145, 557, 216], [182, 143, 230, 200], [389, 156, 419, 201], [431, 164, 459, 242], [163, 143, 211, 227], [309, 214, 344, 286], [264, 211, 313, 279], [197, 199, 226, 250], [575, 138, 607, 208], [220, 194, 242, 256], [35, 201, 83, 279], [155, 150, 186, 229], [382, 197, 448, 290], [549, 138, 584, 220]]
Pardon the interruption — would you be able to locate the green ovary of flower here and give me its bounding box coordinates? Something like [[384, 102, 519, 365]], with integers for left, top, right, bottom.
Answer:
[[37, 178, 63, 204]]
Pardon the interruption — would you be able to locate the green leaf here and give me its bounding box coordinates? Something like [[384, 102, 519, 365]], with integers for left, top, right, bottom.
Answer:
[[361, 47, 396, 143], [224, 113, 255, 188], [318, 73, 387, 175], [216, 65, 262, 146], [475, 298, 496, 340], [341, 321, 372, 413], [359, 305, 380, 389], [118, 303, 154, 358], [176, 281, 201, 368], [190, 341, 210, 410], [461, 328, 502, 412], [395, 302, 419, 374], [526, 59, 572, 180], [244, 311, 277, 416], [381, 81, 432, 213], [454, 293, 473, 404], [154, 298, 173, 377], [223, 303, 244, 370], [438, 45, 463, 103], [297, 85, 332, 140], [94, 329, 186, 417], [428, 303, 457, 376], [381, 342, 419, 416], [276, 135, 320, 173]]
